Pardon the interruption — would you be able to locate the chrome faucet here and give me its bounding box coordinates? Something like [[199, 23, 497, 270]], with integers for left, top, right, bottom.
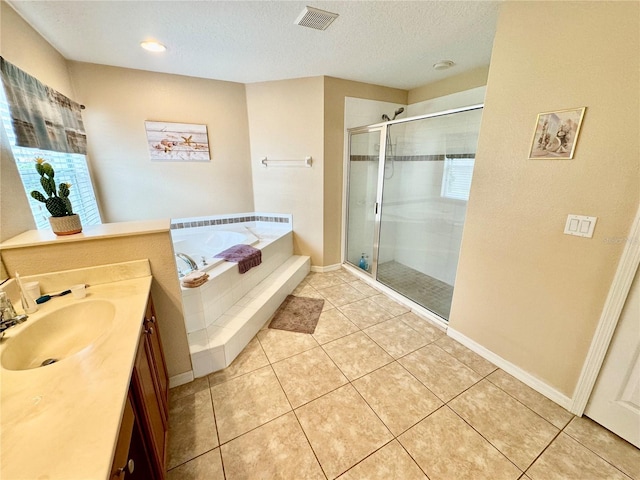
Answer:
[[175, 252, 199, 274], [0, 293, 26, 334]]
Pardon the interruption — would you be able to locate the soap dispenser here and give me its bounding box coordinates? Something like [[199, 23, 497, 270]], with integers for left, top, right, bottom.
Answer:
[[359, 253, 367, 271]]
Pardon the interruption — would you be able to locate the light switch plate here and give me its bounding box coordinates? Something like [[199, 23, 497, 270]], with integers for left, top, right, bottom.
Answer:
[[564, 214, 597, 238]]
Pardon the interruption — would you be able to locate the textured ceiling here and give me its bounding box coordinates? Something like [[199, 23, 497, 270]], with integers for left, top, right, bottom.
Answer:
[[9, 0, 501, 90]]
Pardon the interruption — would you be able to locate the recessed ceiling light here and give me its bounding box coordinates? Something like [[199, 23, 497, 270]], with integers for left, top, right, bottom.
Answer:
[[433, 60, 455, 71], [140, 40, 167, 52]]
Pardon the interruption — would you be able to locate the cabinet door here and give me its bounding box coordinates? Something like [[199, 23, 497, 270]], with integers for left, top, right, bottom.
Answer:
[[144, 298, 169, 420], [132, 329, 166, 480], [111, 393, 155, 479], [110, 395, 135, 478]]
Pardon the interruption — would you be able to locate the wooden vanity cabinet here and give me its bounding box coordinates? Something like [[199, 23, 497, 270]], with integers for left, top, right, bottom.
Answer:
[[112, 295, 169, 479]]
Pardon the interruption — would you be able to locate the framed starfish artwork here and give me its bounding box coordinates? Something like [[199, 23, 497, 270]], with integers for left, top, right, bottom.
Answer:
[[145, 121, 210, 161]]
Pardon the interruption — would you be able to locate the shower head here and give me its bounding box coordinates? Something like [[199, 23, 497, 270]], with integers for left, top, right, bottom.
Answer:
[[392, 107, 405, 120], [382, 114, 391, 122]]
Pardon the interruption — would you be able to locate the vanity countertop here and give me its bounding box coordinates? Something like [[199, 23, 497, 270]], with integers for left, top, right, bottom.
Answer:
[[0, 274, 153, 480]]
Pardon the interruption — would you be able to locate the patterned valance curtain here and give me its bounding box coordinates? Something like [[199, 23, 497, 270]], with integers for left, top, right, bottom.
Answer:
[[0, 56, 86, 155]]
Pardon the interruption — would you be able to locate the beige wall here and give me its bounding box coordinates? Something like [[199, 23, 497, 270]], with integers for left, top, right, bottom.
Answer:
[[1, 232, 192, 377], [0, 2, 74, 97], [450, 1, 639, 397], [246, 76, 407, 268], [323, 77, 407, 266], [0, 2, 191, 377], [408, 66, 489, 105], [1, 120, 35, 244], [0, 1, 66, 243], [246, 77, 326, 265], [68, 62, 254, 222]]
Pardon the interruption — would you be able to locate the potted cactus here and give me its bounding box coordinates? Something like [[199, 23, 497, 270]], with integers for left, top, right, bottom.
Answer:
[[30, 157, 82, 235]]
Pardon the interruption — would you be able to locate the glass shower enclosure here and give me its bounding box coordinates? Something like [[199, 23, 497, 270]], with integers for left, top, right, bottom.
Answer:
[[345, 105, 483, 321]]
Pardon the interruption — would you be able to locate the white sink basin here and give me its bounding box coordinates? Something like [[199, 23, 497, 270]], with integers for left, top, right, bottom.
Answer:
[[1, 300, 115, 371]]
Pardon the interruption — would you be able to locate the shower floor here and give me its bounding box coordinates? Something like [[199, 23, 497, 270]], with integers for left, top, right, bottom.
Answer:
[[377, 260, 454, 319]]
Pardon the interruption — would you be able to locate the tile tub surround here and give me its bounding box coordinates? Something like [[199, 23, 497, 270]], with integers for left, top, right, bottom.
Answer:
[[171, 212, 292, 273], [181, 227, 311, 377], [166, 269, 638, 480], [170, 212, 292, 231]]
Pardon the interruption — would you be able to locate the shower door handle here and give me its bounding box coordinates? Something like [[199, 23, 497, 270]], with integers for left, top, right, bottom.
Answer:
[[374, 202, 379, 214]]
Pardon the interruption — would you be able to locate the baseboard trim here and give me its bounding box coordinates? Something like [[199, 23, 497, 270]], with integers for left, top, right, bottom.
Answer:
[[169, 370, 194, 388], [447, 327, 573, 411], [311, 263, 342, 273]]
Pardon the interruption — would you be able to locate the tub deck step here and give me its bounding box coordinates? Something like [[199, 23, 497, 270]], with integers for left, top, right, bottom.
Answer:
[[188, 254, 310, 377]]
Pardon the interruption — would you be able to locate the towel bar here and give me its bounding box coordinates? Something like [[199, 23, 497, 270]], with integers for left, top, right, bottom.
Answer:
[[260, 156, 312, 167]]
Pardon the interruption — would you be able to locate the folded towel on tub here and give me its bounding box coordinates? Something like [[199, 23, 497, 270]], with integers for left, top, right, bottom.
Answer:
[[181, 271, 209, 288], [214, 244, 262, 274]]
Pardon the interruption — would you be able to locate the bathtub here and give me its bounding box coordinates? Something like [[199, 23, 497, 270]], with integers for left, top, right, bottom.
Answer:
[[169, 213, 309, 377], [172, 227, 259, 275]]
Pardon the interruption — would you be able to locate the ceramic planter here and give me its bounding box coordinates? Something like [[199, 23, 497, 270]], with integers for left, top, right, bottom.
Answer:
[[49, 214, 82, 236]]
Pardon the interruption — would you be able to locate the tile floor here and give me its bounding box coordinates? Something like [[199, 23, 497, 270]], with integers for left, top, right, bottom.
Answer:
[[167, 269, 640, 480]]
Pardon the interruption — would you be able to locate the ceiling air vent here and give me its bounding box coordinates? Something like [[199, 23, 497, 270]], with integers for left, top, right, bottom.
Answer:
[[295, 6, 339, 31]]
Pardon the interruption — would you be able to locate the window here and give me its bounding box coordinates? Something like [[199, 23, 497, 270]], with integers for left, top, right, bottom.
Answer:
[[0, 85, 101, 230], [441, 156, 475, 201]]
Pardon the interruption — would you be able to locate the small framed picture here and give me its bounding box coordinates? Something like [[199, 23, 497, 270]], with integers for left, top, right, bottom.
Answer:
[[528, 107, 586, 159], [145, 121, 210, 161]]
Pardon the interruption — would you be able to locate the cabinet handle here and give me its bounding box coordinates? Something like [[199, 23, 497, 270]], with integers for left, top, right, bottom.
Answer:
[[145, 326, 154, 336], [115, 459, 134, 477], [149, 315, 156, 324]]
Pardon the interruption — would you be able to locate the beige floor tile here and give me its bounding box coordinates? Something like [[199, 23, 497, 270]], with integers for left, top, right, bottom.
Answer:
[[338, 440, 427, 480], [339, 298, 393, 329], [397, 312, 444, 342], [292, 279, 310, 295], [257, 328, 319, 363], [527, 433, 630, 480], [221, 412, 325, 480], [272, 347, 349, 408], [399, 344, 481, 402], [349, 279, 379, 297], [312, 308, 360, 344], [210, 365, 291, 443], [332, 268, 359, 283], [449, 380, 558, 470], [306, 272, 345, 289], [323, 331, 394, 380], [435, 335, 497, 376], [293, 284, 334, 311], [353, 362, 442, 436], [169, 376, 210, 404], [167, 448, 224, 480], [487, 369, 573, 429], [364, 318, 430, 358], [167, 388, 218, 469], [318, 283, 366, 307], [370, 294, 410, 316], [296, 384, 393, 479], [564, 416, 640, 479], [339, 298, 392, 328], [399, 406, 521, 480], [207, 336, 269, 386]]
